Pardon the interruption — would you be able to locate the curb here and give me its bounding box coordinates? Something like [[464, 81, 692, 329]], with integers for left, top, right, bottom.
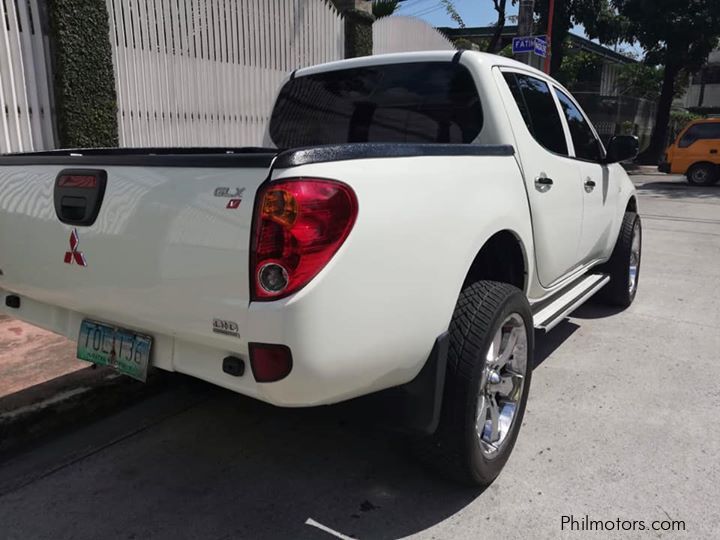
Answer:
[[0, 366, 168, 455]]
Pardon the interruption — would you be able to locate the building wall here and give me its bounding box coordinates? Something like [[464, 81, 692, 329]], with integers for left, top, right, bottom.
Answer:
[[680, 47, 720, 110]]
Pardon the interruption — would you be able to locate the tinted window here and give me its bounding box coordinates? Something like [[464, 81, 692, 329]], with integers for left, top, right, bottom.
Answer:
[[269, 62, 483, 148], [679, 123, 720, 147], [503, 72, 568, 155], [555, 89, 603, 161]]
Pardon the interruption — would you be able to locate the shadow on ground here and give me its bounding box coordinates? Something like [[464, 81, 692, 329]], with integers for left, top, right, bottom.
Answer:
[[533, 321, 579, 370], [0, 376, 482, 540], [637, 180, 720, 201], [1, 314, 609, 539]]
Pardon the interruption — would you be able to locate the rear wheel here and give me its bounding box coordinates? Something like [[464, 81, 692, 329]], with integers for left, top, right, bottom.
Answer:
[[687, 163, 718, 186], [596, 212, 641, 307], [414, 281, 533, 486]]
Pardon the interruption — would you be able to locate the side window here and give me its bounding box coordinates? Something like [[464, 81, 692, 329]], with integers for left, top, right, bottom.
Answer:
[[679, 123, 720, 148], [555, 89, 604, 162], [502, 72, 568, 156], [679, 125, 699, 147]]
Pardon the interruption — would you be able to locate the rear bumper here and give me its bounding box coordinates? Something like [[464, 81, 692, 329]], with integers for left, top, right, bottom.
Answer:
[[658, 161, 671, 173], [0, 290, 439, 409]]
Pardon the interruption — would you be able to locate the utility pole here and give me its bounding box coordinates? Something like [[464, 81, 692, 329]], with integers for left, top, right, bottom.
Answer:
[[543, 0, 555, 74], [516, 0, 535, 66]]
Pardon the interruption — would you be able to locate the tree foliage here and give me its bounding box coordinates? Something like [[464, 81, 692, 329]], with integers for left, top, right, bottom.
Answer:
[[441, 0, 466, 28], [615, 63, 663, 99], [613, 0, 720, 161], [556, 49, 603, 90], [372, 0, 400, 18], [534, 0, 623, 75]]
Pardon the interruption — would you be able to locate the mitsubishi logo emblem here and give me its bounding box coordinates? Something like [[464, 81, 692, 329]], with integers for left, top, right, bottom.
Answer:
[[64, 228, 87, 266]]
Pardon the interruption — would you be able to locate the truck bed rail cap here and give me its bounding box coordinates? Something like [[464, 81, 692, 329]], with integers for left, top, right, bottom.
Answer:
[[0, 147, 277, 168], [273, 143, 515, 169]]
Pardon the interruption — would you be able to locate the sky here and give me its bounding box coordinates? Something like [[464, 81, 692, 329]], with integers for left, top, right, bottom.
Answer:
[[394, 0, 637, 56], [396, 0, 520, 28]]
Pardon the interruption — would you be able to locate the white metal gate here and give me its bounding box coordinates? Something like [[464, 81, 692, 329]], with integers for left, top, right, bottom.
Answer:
[[0, 0, 55, 153], [106, 0, 345, 147], [373, 16, 455, 55]]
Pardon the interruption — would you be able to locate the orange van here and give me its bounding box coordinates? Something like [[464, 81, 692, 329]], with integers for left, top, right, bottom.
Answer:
[[659, 117, 720, 185]]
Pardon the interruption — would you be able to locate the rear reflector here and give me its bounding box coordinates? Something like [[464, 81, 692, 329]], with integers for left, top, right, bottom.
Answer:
[[58, 175, 98, 188], [249, 343, 293, 382]]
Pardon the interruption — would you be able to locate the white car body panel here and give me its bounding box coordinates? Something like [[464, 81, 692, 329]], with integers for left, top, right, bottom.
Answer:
[[0, 51, 637, 407]]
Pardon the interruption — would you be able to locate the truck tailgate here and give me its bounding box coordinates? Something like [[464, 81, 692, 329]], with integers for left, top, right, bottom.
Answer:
[[0, 151, 274, 341]]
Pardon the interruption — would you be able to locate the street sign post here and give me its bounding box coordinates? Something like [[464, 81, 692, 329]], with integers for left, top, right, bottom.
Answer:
[[512, 35, 548, 58], [534, 36, 547, 58], [512, 36, 535, 54]]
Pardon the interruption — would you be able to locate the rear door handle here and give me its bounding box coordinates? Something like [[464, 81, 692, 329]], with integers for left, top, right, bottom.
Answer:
[[584, 178, 596, 192], [534, 176, 554, 192]]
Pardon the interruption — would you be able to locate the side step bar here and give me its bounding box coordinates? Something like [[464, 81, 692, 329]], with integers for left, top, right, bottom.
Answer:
[[532, 274, 610, 332]]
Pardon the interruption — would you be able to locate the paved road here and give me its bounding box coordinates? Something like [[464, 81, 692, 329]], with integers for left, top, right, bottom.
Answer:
[[1, 174, 719, 539]]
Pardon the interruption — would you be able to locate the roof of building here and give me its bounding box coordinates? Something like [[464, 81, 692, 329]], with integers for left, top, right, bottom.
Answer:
[[439, 25, 637, 65]]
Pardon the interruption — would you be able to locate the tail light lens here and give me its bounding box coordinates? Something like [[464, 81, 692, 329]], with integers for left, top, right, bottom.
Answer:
[[250, 178, 358, 301]]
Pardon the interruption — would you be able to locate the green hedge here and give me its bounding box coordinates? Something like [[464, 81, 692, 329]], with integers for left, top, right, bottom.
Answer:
[[48, 0, 118, 148]]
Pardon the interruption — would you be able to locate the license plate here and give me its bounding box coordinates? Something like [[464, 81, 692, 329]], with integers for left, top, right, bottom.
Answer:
[[77, 319, 152, 382]]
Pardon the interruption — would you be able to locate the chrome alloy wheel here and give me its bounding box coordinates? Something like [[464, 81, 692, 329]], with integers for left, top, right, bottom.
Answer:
[[476, 313, 528, 457], [628, 220, 641, 294]]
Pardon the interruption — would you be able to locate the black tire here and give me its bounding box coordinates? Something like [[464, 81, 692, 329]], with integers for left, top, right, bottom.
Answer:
[[414, 281, 533, 486], [596, 212, 641, 307], [687, 163, 718, 186]]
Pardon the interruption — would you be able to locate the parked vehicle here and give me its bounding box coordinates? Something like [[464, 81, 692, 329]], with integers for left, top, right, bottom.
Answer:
[[659, 117, 720, 185], [0, 51, 640, 486]]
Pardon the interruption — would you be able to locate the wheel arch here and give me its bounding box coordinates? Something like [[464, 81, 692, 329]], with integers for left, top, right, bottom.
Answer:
[[687, 161, 718, 175], [462, 230, 528, 294], [625, 195, 638, 214]]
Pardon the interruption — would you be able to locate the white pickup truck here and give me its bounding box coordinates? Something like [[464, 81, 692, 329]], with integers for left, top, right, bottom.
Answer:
[[0, 51, 641, 485]]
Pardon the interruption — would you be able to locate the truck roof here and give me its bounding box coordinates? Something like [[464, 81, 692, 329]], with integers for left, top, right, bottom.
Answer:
[[294, 50, 548, 79]]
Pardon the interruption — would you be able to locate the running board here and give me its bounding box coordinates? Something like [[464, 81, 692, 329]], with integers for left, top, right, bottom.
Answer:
[[532, 274, 610, 331]]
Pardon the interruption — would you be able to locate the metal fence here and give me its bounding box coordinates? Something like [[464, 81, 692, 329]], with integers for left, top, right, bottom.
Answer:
[[0, 0, 55, 153], [106, 0, 345, 147], [574, 93, 657, 151], [372, 15, 455, 55]]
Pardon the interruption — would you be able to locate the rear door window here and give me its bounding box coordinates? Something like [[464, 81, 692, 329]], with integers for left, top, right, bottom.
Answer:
[[269, 62, 483, 148], [554, 88, 604, 161], [502, 72, 568, 156]]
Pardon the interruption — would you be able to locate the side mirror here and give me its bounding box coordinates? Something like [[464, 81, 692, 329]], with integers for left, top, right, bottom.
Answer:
[[605, 135, 639, 164]]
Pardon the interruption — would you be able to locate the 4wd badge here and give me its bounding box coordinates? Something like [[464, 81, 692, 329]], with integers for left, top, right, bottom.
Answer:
[[212, 318, 240, 337]]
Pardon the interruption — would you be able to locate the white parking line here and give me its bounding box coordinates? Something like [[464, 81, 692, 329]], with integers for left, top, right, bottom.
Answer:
[[305, 518, 355, 539]]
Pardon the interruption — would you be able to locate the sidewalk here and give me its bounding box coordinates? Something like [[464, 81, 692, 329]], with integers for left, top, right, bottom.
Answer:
[[0, 316, 85, 397], [623, 164, 660, 175], [0, 316, 167, 454]]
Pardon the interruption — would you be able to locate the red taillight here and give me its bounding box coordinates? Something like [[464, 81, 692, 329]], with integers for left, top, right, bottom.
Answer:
[[249, 343, 293, 382], [250, 178, 358, 301]]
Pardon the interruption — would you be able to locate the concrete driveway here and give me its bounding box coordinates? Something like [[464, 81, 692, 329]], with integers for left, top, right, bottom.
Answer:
[[0, 173, 718, 539]]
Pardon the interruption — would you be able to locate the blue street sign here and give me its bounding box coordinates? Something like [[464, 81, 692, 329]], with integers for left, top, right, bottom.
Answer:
[[512, 36, 535, 54], [534, 35, 548, 58]]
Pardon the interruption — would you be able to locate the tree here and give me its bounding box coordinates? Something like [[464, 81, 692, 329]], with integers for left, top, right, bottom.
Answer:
[[441, 0, 465, 28], [556, 49, 604, 90], [534, 0, 622, 76], [372, 0, 400, 18], [615, 63, 663, 99], [487, 0, 508, 53], [613, 0, 720, 163]]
